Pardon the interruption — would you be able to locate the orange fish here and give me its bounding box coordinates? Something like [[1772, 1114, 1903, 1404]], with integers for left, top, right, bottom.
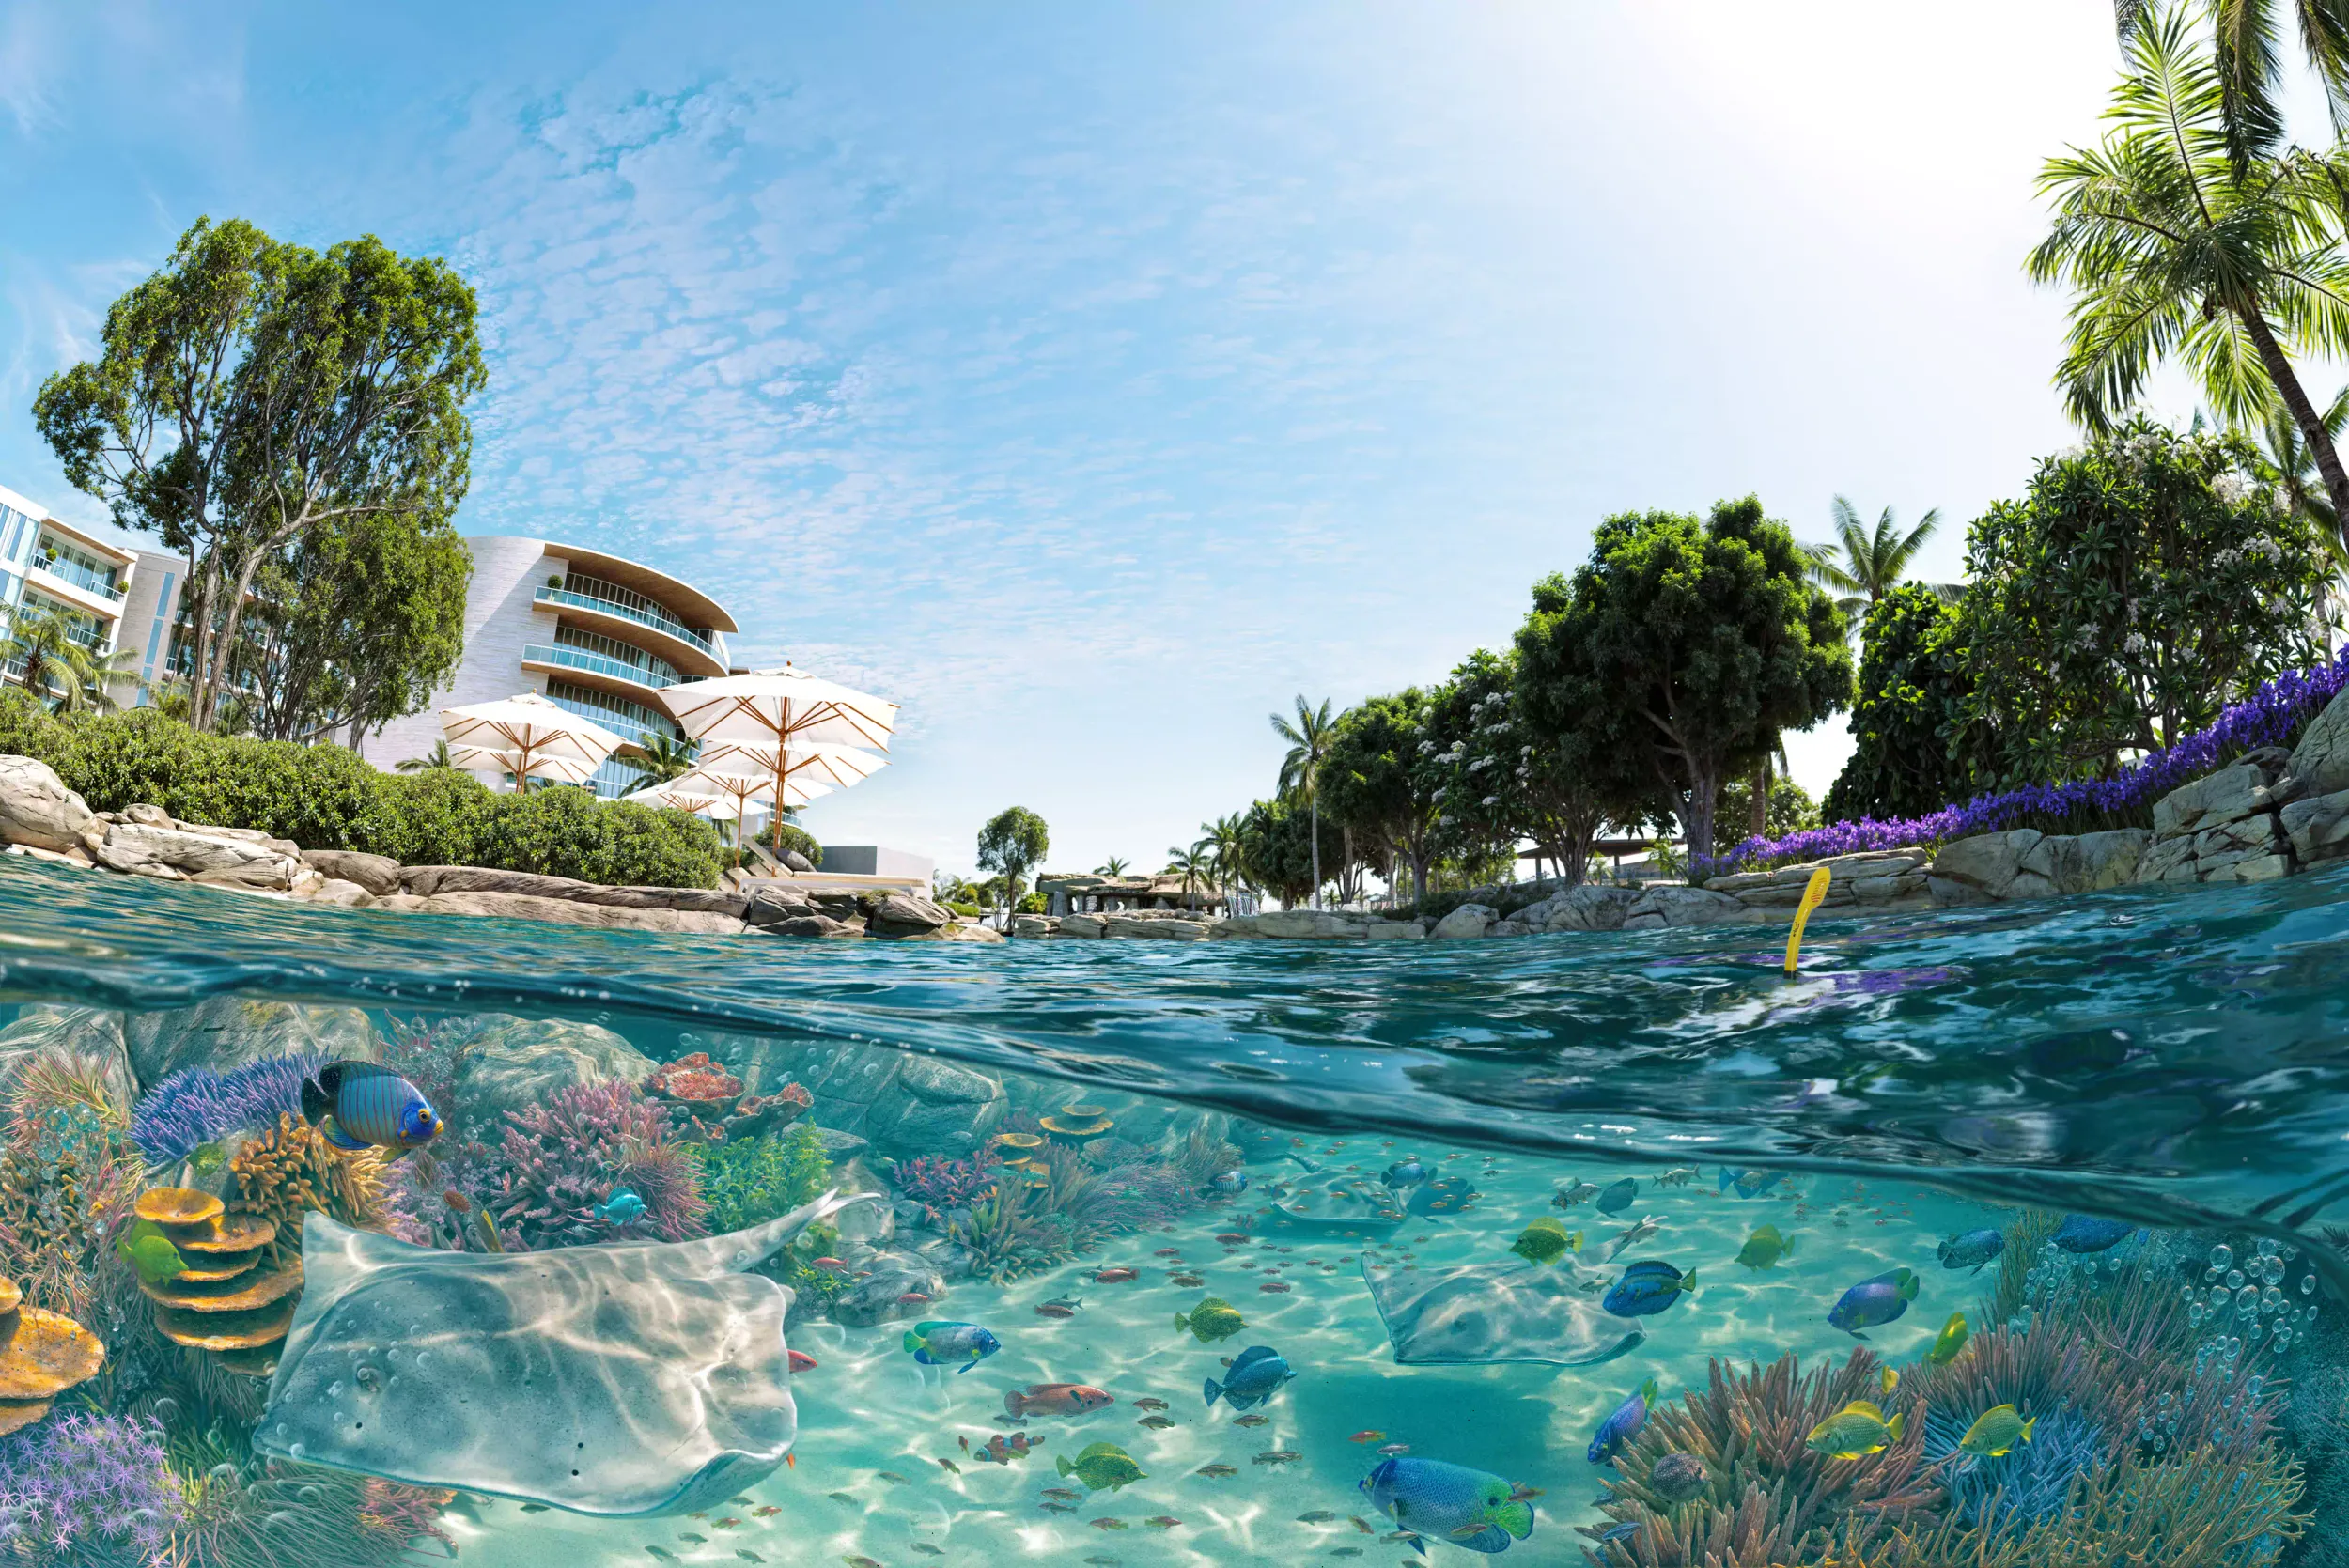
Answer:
[[1093, 1267, 1139, 1283], [1035, 1304, 1076, 1319], [1006, 1384, 1115, 1418], [752, 1506, 780, 1517], [787, 1349, 818, 1374], [1348, 1431, 1385, 1444], [898, 1292, 930, 1305], [1154, 1249, 1182, 1257], [811, 1257, 848, 1271]]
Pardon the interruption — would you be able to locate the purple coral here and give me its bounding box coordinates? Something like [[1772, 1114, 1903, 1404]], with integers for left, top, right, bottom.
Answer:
[[894, 1156, 993, 1209], [0, 1411, 177, 1562], [487, 1079, 709, 1249], [1698, 649, 2349, 877], [130, 1052, 324, 1167]]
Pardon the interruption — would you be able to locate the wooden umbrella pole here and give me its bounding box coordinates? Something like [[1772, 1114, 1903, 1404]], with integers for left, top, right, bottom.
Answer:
[[770, 702, 788, 858]]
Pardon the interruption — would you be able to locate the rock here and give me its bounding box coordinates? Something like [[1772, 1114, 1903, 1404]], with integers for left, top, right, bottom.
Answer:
[[897, 1058, 1000, 1104], [2015, 830, 2151, 895], [2281, 786, 2349, 865], [1101, 914, 1210, 939], [1928, 831, 2045, 901], [125, 998, 378, 1091], [833, 1201, 895, 1245], [927, 923, 1004, 943], [1622, 885, 1752, 929], [398, 865, 589, 898], [1487, 918, 1537, 937], [0, 757, 95, 854], [867, 895, 956, 937], [742, 889, 817, 925], [568, 886, 749, 917], [0, 1006, 136, 1109], [2132, 834, 2200, 885], [814, 1127, 870, 1162], [1363, 919, 1426, 941], [831, 1265, 948, 1328], [910, 1234, 977, 1281], [306, 877, 377, 908], [121, 802, 172, 828], [96, 823, 296, 888], [2152, 761, 2282, 838], [1429, 904, 1499, 939], [415, 891, 746, 933], [1705, 850, 1931, 908], [180, 823, 301, 857], [1523, 884, 1641, 932], [756, 914, 858, 939], [453, 1017, 658, 1129], [1213, 910, 1426, 940], [781, 849, 816, 873], [1056, 914, 1103, 937], [2291, 688, 2349, 796]]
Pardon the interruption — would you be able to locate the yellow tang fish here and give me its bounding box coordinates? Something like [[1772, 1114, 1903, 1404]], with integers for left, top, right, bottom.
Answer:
[[1926, 1311, 1969, 1368], [1803, 1400, 1904, 1461]]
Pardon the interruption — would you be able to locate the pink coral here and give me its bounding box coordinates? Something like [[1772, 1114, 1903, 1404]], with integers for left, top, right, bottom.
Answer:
[[644, 1052, 744, 1105], [488, 1079, 709, 1248]]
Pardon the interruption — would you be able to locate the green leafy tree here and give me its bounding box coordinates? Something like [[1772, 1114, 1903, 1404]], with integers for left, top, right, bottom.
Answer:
[[1164, 842, 1212, 905], [397, 737, 455, 773], [1715, 772, 1822, 840], [1095, 855, 1130, 876], [2031, 10, 2349, 532], [975, 806, 1050, 929], [1962, 419, 2328, 783], [1803, 497, 1955, 619], [36, 217, 486, 732], [1822, 585, 1979, 823], [1319, 689, 1445, 908], [1236, 795, 1342, 909], [1518, 497, 1850, 861], [1198, 814, 1248, 905], [1268, 694, 1336, 908]]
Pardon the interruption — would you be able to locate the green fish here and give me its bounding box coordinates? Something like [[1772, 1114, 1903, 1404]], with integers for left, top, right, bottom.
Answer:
[[1057, 1441, 1147, 1492], [1734, 1224, 1793, 1271], [115, 1221, 187, 1285], [1174, 1297, 1246, 1343], [1958, 1404, 2035, 1458], [1803, 1400, 1904, 1460], [1925, 1311, 1970, 1368], [1508, 1217, 1581, 1265]]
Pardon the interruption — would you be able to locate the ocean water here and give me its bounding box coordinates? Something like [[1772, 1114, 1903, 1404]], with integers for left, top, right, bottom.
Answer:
[[4, 854, 2349, 1567]]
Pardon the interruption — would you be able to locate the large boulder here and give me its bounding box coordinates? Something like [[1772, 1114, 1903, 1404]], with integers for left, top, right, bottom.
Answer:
[[1521, 883, 1641, 932], [97, 823, 297, 888], [0, 1006, 136, 1110], [299, 849, 402, 896], [1101, 914, 1210, 939], [1705, 850, 1931, 910], [831, 1263, 949, 1327], [742, 888, 818, 925], [1213, 909, 1425, 940], [1622, 885, 1751, 929], [1429, 903, 1499, 939], [2152, 760, 2287, 839], [1927, 831, 2044, 903], [452, 1016, 659, 1130], [2292, 688, 2349, 797], [754, 914, 859, 939], [415, 891, 745, 934], [2282, 786, 2349, 867], [0, 757, 95, 854], [125, 998, 378, 1091], [868, 894, 953, 936], [863, 1056, 1008, 1159], [2012, 829, 2152, 897]]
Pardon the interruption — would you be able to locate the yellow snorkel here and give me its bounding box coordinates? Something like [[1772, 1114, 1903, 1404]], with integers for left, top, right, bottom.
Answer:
[[1784, 865, 1832, 974]]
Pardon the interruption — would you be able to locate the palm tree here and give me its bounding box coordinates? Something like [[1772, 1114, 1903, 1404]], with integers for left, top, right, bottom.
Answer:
[[1200, 813, 1247, 907], [2116, 0, 2349, 175], [2255, 386, 2349, 558], [1165, 843, 1211, 907], [397, 738, 457, 773], [1268, 694, 1334, 908], [0, 605, 127, 712], [1803, 498, 1954, 619], [2032, 10, 2349, 530], [1096, 856, 1131, 877], [635, 732, 696, 784]]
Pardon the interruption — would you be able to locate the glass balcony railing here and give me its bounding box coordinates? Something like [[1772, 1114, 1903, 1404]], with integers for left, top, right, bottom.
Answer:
[[521, 642, 678, 690], [32, 551, 124, 603], [536, 583, 713, 654]]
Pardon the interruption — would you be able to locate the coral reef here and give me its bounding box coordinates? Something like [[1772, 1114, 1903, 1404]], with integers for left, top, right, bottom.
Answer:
[[375, 1013, 487, 1140], [645, 1050, 742, 1104], [0, 1050, 143, 1326], [0, 1409, 176, 1565], [893, 1155, 995, 1212], [1981, 1207, 2061, 1329], [1923, 1405, 2105, 1536], [1174, 1122, 1244, 1190], [228, 1115, 391, 1266], [642, 1052, 810, 1142], [954, 1177, 1070, 1283], [130, 1054, 322, 1171], [692, 1125, 832, 1234], [1582, 1347, 1939, 1567], [1039, 1103, 1114, 1147], [488, 1079, 708, 1248], [167, 1452, 452, 1568]]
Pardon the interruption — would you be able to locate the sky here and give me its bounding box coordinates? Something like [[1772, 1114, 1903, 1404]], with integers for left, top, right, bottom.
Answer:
[[0, 2, 2186, 877]]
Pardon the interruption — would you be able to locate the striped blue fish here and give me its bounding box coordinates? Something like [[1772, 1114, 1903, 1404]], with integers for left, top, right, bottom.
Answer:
[[302, 1062, 443, 1153]]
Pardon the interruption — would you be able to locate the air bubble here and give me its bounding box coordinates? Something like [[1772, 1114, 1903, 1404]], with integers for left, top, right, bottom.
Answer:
[[288, 1443, 305, 1461], [2227, 1269, 2247, 1291], [326, 1382, 342, 1400], [2238, 1285, 2261, 1314], [2258, 1237, 2279, 1257], [2263, 1286, 2284, 1313], [2304, 1276, 2318, 1296], [2212, 1244, 2235, 1269], [151, 1398, 179, 1424]]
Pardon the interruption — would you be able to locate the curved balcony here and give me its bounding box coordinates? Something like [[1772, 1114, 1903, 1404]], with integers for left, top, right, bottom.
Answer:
[[521, 642, 679, 700], [534, 584, 726, 676]]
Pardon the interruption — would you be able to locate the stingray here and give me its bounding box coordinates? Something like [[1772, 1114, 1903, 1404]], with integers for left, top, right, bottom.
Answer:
[[250, 1189, 868, 1516], [1361, 1257, 1647, 1368]]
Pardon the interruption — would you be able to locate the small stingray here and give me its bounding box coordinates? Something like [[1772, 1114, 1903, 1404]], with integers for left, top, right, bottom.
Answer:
[[252, 1190, 868, 1516], [1361, 1258, 1646, 1367]]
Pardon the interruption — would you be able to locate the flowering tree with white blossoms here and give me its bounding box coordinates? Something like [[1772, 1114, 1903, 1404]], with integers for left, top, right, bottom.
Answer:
[[1959, 418, 2329, 786]]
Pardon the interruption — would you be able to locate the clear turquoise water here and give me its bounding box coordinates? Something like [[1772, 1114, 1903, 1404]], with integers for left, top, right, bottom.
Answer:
[[4, 856, 2347, 1566]]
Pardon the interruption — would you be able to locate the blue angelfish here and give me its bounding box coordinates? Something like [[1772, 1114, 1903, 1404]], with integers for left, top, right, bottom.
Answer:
[[902, 1321, 1001, 1373], [1587, 1377, 1658, 1466], [1601, 1260, 1697, 1318], [1828, 1268, 1919, 1339], [1595, 1178, 1638, 1216], [302, 1062, 443, 1154], [1203, 1345, 1296, 1412], [1360, 1456, 1535, 1556]]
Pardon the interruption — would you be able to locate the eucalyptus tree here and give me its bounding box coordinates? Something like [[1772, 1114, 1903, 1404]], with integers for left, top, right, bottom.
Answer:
[[2032, 10, 2349, 529], [1268, 694, 1336, 908]]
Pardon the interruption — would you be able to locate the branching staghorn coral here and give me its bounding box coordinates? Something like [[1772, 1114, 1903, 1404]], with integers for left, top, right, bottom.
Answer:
[[1582, 1347, 1940, 1568], [487, 1079, 708, 1249], [1981, 1207, 2062, 1328], [229, 1114, 392, 1265]]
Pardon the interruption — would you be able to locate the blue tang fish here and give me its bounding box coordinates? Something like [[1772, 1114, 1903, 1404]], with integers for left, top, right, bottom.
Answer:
[[1937, 1229, 2004, 1274], [1382, 1158, 1428, 1190], [1360, 1456, 1535, 1556], [1204, 1345, 1296, 1411], [1828, 1268, 1919, 1338], [2051, 1215, 2139, 1253], [596, 1188, 646, 1226], [302, 1062, 442, 1154], [903, 1320, 1000, 1373], [1587, 1376, 1658, 1465], [1595, 1178, 1638, 1216], [1602, 1260, 1696, 1318]]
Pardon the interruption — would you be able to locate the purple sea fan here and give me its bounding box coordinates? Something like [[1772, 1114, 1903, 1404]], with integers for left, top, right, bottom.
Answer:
[[0, 1411, 179, 1562], [131, 1053, 325, 1168]]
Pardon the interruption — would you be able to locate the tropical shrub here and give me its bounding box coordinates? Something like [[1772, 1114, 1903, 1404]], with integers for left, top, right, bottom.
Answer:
[[0, 693, 723, 887], [1715, 774, 1821, 840]]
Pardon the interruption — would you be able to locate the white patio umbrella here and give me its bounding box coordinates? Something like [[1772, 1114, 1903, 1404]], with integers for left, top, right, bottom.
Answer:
[[661, 666, 895, 855], [672, 763, 833, 866], [620, 782, 726, 815], [691, 737, 887, 796], [441, 692, 626, 793]]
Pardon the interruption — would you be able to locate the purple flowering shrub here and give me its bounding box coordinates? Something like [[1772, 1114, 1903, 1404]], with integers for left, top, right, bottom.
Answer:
[[130, 1053, 324, 1168], [894, 1156, 993, 1210], [1699, 651, 2349, 878], [487, 1079, 709, 1249], [0, 1411, 178, 1562]]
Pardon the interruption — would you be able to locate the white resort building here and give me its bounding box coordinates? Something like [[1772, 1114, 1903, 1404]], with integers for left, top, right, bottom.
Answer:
[[366, 536, 744, 800], [0, 483, 138, 699]]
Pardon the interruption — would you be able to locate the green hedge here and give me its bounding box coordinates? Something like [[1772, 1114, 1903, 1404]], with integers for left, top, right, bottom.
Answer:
[[0, 694, 723, 889]]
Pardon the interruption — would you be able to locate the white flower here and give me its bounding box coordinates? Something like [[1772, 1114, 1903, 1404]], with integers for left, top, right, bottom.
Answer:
[[1468, 756, 1491, 771], [1417, 740, 1436, 754], [1482, 796, 1500, 807], [2211, 471, 2251, 506], [2122, 632, 2146, 656]]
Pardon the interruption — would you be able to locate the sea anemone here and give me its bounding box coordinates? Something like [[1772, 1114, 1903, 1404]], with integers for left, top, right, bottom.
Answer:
[[132, 1055, 324, 1170], [167, 1454, 451, 1567], [894, 1156, 993, 1210], [0, 1409, 178, 1565]]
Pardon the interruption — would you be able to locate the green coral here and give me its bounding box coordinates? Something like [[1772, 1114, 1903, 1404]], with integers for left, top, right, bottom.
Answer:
[[686, 1125, 831, 1234]]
